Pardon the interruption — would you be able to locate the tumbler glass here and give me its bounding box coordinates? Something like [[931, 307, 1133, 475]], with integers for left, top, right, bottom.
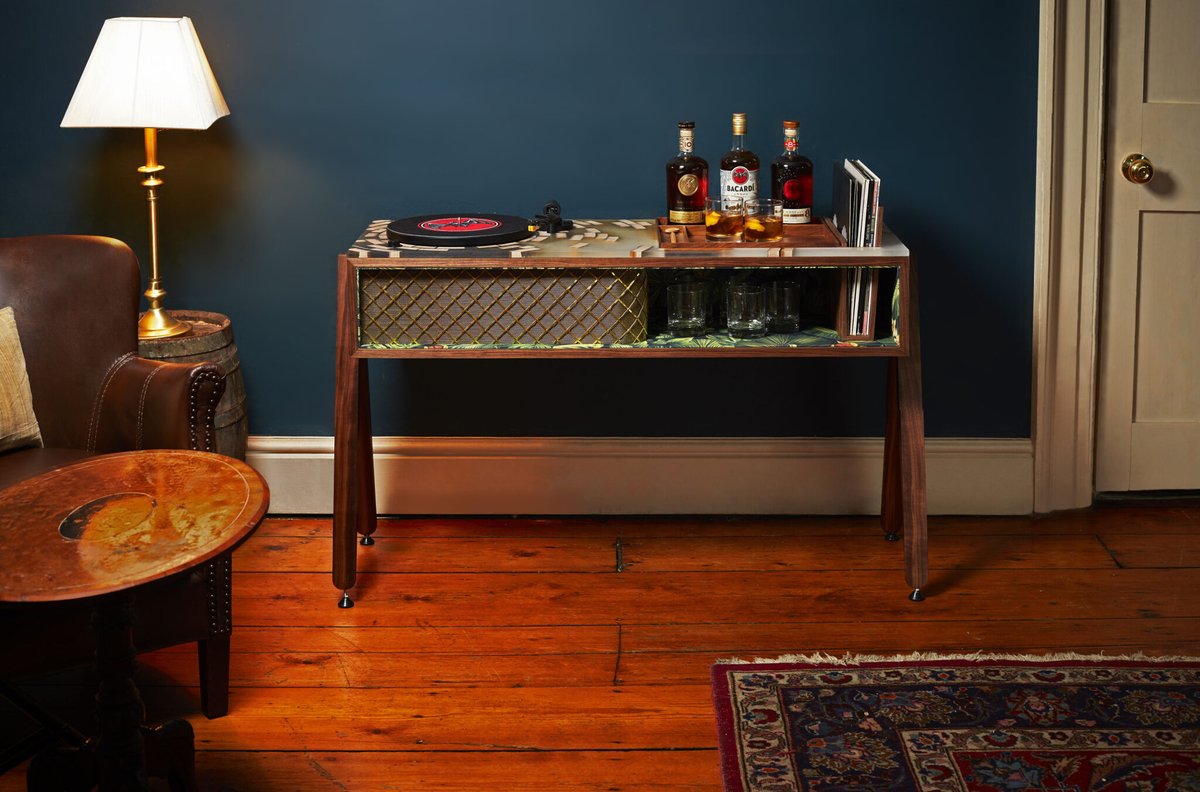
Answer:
[[725, 282, 767, 338], [766, 280, 800, 333], [745, 199, 784, 243], [666, 282, 707, 335], [705, 196, 744, 241]]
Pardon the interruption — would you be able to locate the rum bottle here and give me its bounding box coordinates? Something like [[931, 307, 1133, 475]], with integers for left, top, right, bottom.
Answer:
[[719, 112, 759, 204], [665, 121, 708, 224], [771, 120, 813, 224]]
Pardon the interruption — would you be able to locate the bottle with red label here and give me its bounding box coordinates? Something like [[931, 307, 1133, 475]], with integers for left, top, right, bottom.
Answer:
[[771, 121, 813, 224], [719, 112, 759, 204]]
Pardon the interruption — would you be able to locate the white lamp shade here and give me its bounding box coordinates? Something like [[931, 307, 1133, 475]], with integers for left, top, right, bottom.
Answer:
[[62, 17, 229, 130]]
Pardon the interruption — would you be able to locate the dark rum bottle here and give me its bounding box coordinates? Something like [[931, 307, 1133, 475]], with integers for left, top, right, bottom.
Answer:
[[719, 112, 759, 204], [771, 120, 813, 224], [665, 121, 708, 224]]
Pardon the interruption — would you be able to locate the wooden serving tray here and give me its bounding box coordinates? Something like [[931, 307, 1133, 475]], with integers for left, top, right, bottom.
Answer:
[[656, 216, 846, 249]]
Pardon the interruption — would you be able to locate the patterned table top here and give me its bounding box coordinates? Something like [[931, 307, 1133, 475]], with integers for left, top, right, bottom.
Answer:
[[347, 219, 909, 262]]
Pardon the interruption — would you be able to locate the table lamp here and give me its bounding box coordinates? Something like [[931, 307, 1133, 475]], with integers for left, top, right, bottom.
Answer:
[[62, 17, 230, 339]]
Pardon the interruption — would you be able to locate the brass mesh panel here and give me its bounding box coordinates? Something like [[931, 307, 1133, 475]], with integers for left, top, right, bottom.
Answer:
[[359, 268, 648, 346]]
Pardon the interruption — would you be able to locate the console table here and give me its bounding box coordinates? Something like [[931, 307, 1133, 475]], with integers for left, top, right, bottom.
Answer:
[[334, 219, 926, 607]]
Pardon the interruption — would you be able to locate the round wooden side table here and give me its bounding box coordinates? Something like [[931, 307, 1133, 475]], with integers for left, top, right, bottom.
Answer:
[[0, 450, 269, 791]]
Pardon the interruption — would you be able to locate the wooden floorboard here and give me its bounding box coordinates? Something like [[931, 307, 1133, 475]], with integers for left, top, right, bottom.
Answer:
[[2, 509, 1198, 790]]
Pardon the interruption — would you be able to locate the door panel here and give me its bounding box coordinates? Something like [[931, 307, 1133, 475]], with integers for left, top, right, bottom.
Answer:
[[1145, 0, 1200, 103], [1096, 0, 1200, 491], [1133, 213, 1200, 424]]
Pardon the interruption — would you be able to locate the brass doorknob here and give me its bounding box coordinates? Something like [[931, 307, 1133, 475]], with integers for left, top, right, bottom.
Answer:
[[1122, 153, 1154, 184]]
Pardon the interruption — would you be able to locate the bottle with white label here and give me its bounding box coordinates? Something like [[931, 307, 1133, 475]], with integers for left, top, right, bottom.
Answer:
[[719, 112, 759, 204]]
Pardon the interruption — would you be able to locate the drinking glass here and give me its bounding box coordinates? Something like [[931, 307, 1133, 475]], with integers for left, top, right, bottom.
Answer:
[[666, 282, 707, 335], [725, 282, 767, 338], [766, 280, 800, 333], [705, 196, 744, 241], [745, 199, 784, 242]]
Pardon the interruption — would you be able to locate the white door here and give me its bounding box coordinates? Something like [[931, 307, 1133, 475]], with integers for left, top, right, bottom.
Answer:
[[1095, 0, 1200, 492]]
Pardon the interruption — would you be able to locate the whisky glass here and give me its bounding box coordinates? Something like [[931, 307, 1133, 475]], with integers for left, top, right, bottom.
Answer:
[[705, 196, 744, 241], [725, 282, 767, 338], [766, 280, 800, 333], [666, 282, 707, 336], [745, 199, 784, 242]]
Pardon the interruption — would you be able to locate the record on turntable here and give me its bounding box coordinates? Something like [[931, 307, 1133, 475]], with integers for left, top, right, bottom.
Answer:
[[386, 213, 536, 247]]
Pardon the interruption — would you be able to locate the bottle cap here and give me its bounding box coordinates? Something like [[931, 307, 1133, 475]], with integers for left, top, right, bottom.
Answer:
[[732, 112, 747, 134], [783, 120, 798, 130], [678, 121, 695, 129]]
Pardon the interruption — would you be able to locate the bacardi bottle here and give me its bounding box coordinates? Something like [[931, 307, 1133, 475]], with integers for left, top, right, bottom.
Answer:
[[665, 121, 708, 224], [719, 112, 759, 204], [771, 120, 813, 224]]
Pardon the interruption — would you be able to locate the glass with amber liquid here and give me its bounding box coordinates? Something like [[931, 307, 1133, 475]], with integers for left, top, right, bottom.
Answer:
[[705, 196, 744, 240], [745, 199, 783, 242]]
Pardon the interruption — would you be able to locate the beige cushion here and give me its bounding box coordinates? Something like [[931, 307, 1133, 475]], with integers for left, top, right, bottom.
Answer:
[[0, 306, 42, 453]]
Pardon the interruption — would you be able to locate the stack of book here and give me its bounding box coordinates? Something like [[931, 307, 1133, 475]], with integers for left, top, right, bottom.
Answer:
[[833, 159, 882, 247], [832, 160, 883, 338]]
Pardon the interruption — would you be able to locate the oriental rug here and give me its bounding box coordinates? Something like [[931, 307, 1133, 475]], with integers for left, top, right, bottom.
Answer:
[[711, 653, 1200, 792]]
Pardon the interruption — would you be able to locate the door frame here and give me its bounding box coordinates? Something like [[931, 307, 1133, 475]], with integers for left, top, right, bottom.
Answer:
[[1032, 0, 1109, 512]]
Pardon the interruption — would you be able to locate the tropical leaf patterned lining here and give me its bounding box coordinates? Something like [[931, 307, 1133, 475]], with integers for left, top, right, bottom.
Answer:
[[362, 326, 898, 351]]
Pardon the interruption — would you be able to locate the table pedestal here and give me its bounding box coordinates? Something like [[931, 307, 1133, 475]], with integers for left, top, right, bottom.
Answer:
[[25, 591, 198, 792]]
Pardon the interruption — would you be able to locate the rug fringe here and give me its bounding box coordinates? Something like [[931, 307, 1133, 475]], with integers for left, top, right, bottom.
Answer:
[[715, 650, 1200, 666]]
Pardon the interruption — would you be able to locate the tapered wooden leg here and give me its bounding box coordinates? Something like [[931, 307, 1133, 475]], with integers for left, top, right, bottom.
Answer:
[[334, 255, 364, 605], [897, 353, 928, 600], [356, 360, 377, 547], [332, 355, 361, 605], [895, 261, 928, 601], [881, 358, 902, 542]]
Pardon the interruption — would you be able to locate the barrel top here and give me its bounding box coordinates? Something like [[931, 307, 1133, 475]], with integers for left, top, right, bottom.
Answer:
[[138, 310, 233, 356]]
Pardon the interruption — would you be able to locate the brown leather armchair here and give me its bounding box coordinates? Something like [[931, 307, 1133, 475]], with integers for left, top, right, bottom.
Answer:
[[0, 235, 235, 718]]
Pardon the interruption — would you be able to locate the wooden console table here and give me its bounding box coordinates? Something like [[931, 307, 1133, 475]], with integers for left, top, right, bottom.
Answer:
[[334, 219, 927, 607]]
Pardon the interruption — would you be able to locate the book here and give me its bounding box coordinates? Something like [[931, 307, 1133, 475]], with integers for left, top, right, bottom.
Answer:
[[832, 159, 883, 337], [833, 159, 882, 248], [851, 159, 881, 248], [832, 162, 852, 244], [844, 159, 870, 247]]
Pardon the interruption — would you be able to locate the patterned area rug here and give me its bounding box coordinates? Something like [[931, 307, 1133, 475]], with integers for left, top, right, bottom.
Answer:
[[711, 654, 1200, 791]]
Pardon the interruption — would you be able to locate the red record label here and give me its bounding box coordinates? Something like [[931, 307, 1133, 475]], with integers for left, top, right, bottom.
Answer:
[[417, 217, 502, 233], [732, 167, 750, 185]]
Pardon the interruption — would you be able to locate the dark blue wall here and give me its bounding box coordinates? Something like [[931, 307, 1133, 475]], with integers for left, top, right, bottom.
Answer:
[[0, 1, 1038, 438]]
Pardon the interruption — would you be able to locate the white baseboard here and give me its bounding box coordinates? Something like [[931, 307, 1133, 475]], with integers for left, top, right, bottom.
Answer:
[[246, 436, 1033, 516]]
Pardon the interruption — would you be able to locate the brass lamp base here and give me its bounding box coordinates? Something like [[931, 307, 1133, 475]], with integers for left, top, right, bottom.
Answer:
[[138, 307, 190, 339]]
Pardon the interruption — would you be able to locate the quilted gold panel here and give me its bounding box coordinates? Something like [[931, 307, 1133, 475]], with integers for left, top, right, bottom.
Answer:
[[358, 268, 648, 347]]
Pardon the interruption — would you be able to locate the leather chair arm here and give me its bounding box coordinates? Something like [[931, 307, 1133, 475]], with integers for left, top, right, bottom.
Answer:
[[90, 355, 226, 453]]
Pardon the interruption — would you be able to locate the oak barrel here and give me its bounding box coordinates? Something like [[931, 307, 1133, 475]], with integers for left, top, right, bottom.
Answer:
[[137, 310, 248, 459]]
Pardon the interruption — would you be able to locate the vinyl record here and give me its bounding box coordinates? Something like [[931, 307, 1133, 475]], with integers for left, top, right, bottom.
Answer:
[[386, 213, 535, 247]]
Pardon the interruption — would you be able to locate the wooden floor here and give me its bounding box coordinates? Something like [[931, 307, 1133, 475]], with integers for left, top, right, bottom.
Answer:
[[3, 506, 1199, 790]]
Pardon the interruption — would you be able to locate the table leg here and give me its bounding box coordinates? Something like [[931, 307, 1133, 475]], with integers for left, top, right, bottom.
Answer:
[[896, 353, 929, 601], [881, 358, 902, 543], [894, 262, 928, 601], [334, 255, 377, 607], [356, 360, 377, 549]]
